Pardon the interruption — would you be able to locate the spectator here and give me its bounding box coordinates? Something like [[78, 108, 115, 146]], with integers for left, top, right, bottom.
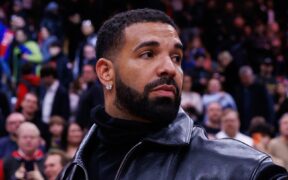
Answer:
[[3, 122, 45, 179], [73, 43, 97, 79], [38, 25, 58, 62], [217, 51, 239, 94], [232, 65, 274, 132], [61, 122, 84, 159], [181, 74, 203, 121], [19, 92, 49, 144], [273, 81, 288, 128], [256, 57, 277, 95], [202, 78, 237, 110], [201, 102, 222, 139], [44, 149, 69, 180], [40, 65, 70, 124], [15, 63, 40, 110], [12, 28, 43, 82], [48, 116, 66, 150], [0, 112, 25, 159], [76, 64, 104, 129], [268, 113, 288, 170], [216, 109, 253, 146], [46, 41, 73, 89]]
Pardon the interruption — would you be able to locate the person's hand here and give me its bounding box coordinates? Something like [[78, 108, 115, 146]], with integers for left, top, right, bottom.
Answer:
[[26, 163, 44, 180], [14, 163, 25, 180]]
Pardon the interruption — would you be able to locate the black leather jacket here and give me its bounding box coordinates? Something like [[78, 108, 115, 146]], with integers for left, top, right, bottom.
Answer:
[[59, 109, 288, 180]]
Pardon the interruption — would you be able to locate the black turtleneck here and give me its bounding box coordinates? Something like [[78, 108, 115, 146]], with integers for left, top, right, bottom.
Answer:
[[87, 106, 157, 180]]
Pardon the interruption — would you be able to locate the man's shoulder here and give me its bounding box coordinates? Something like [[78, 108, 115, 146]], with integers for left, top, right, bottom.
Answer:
[[190, 126, 268, 163], [185, 126, 287, 179]]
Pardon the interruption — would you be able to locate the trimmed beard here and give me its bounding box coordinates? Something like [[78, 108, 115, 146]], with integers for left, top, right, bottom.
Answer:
[[114, 74, 181, 127]]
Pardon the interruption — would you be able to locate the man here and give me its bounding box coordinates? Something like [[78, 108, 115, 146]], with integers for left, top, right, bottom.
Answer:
[[47, 41, 73, 89], [76, 63, 104, 129], [216, 109, 253, 146], [3, 122, 45, 179], [20, 92, 49, 144], [44, 150, 69, 180], [232, 65, 274, 132], [0, 113, 25, 159], [60, 9, 287, 179], [268, 113, 288, 170], [201, 102, 222, 139], [40, 65, 70, 123]]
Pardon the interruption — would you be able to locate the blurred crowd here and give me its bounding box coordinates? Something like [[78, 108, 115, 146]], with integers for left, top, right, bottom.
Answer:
[[0, 0, 287, 179]]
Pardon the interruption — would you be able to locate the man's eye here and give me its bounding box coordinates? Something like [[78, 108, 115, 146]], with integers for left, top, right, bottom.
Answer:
[[140, 51, 154, 59], [171, 55, 182, 64]]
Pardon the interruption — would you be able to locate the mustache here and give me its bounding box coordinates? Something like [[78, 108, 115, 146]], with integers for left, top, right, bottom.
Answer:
[[144, 76, 179, 95]]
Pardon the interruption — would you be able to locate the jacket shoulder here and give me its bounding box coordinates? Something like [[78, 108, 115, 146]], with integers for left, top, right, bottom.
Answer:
[[187, 126, 287, 179]]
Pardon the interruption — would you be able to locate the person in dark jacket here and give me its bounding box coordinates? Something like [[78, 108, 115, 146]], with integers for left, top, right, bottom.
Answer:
[[40, 65, 70, 124], [59, 9, 288, 180]]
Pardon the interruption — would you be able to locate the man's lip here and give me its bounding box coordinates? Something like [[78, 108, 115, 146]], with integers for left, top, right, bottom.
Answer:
[[151, 84, 176, 94]]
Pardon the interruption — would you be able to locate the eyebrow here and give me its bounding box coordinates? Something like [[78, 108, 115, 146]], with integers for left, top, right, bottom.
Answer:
[[133, 40, 184, 52], [133, 41, 160, 52]]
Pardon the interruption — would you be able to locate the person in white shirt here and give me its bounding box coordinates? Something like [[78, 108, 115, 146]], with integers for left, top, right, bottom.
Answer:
[[216, 109, 253, 146]]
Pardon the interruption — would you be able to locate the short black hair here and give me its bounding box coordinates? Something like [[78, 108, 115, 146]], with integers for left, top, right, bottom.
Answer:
[[40, 65, 58, 78], [96, 8, 177, 60]]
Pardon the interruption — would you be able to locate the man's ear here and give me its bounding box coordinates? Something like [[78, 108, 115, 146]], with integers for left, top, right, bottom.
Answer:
[[96, 58, 114, 85]]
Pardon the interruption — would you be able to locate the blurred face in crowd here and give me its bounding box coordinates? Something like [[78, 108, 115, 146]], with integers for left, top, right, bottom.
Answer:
[[67, 123, 84, 146], [260, 63, 273, 75], [49, 123, 64, 138], [207, 102, 222, 124], [83, 44, 96, 60], [276, 83, 287, 96], [17, 122, 41, 156], [40, 26, 50, 39], [6, 113, 25, 135], [81, 20, 94, 36], [42, 75, 55, 88], [21, 93, 38, 115], [183, 75, 192, 92], [49, 46, 61, 57], [82, 64, 96, 83], [10, 15, 25, 29], [15, 29, 27, 43], [44, 154, 63, 180], [279, 115, 288, 138], [221, 111, 240, 138], [239, 68, 254, 86], [207, 78, 221, 93], [97, 22, 183, 124]]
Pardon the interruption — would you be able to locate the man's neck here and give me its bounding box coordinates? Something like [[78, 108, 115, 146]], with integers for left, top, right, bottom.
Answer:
[[105, 97, 150, 123], [22, 111, 35, 121], [206, 120, 220, 129]]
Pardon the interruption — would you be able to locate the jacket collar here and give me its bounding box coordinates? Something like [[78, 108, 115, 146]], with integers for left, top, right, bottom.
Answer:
[[144, 108, 193, 146]]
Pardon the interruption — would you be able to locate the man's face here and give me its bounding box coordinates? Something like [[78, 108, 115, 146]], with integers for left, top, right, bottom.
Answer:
[[280, 116, 288, 137], [221, 112, 240, 137], [113, 22, 183, 125], [83, 45, 96, 60], [207, 102, 222, 124], [21, 94, 38, 114], [82, 65, 95, 83], [6, 114, 25, 134], [44, 154, 63, 180], [17, 128, 40, 155]]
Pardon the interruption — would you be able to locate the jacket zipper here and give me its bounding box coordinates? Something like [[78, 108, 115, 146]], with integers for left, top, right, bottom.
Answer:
[[114, 141, 143, 180]]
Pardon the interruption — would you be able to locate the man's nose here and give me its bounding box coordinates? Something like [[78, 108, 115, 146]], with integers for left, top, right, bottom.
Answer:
[[156, 56, 177, 77]]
